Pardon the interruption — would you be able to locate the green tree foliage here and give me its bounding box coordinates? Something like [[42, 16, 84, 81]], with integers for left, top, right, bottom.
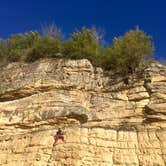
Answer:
[[25, 37, 62, 62], [0, 26, 155, 76], [25, 23, 62, 62], [102, 27, 154, 74], [0, 31, 40, 62], [62, 27, 101, 65]]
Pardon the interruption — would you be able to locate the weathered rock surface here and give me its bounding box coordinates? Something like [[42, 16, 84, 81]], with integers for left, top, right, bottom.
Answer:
[[0, 59, 165, 166]]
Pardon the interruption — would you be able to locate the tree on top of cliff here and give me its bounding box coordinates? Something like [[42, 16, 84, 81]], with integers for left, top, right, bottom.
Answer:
[[62, 27, 101, 65], [0, 25, 154, 76], [0, 31, 40, 63], [101, 27, 154, 75], [41, 23, 62, 40]]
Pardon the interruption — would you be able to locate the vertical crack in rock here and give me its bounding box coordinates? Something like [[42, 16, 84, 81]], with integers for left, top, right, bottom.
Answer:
[[142, 77, 152, 123], [46, 144, 54, 166], [135, 129, 141, 166], [155, 130, 166, 166]]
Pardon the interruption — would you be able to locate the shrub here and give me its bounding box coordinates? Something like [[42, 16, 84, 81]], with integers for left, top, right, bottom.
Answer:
[[62, 27, 101, 65], [102, 27, 154, 74], [0, 31, 40, 62], [7, 31, 40, 49], [0, 25, 155, 76], [25, 37, 62, 62]]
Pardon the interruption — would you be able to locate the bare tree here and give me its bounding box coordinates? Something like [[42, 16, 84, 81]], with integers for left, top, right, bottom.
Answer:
[[41, 22, 61, 39], [91, 26, 105, 42]]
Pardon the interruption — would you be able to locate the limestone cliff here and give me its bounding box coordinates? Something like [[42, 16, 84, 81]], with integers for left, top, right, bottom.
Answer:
[[0, 59, 165, 166]]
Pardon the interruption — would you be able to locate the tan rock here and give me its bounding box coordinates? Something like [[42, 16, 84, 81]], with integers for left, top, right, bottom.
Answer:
[[0, 59, 165, 165]]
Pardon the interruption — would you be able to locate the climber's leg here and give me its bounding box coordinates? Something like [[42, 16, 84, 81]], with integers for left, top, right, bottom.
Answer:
[[59, 135, 64, 142], [53, 136, 59, 146]]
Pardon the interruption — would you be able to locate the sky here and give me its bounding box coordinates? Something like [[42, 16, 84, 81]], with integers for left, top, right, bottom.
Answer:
[[0, 0, 165, 60]]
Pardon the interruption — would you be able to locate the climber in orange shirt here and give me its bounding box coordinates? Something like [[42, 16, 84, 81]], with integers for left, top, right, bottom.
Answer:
[[53, 128, 65, 146]]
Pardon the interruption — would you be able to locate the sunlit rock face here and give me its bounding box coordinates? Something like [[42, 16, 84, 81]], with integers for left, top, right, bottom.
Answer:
[[0, 59, 165, 166]]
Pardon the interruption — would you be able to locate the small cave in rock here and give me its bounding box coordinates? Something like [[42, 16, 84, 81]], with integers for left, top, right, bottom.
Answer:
[[66, 112, 88, 124]]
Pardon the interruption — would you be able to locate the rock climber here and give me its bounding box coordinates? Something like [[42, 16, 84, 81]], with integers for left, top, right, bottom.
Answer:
[[53, 128, 65, 146]]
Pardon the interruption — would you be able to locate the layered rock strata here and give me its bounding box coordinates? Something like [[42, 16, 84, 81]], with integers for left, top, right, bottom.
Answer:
[[0, 59, 165, 166]]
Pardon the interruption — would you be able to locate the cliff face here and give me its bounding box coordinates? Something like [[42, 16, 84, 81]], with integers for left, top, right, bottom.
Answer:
[[0, 59, 165, 166]]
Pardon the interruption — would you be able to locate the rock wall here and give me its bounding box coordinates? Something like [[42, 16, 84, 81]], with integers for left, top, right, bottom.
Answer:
[[0, 59, 165, 166]]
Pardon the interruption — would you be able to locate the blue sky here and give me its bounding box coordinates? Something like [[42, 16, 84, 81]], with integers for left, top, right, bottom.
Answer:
[[0, 0, 166, 60]]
